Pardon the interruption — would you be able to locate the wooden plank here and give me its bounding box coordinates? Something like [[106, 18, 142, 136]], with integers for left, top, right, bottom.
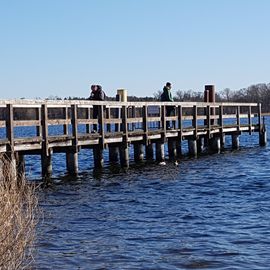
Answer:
[[13, 120, 40, 127], [127, 117, 143, 123], [0, 120, 5, 128]]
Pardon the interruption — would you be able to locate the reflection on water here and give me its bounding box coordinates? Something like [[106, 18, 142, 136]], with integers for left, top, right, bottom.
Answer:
[[32, 118, 270, 269]]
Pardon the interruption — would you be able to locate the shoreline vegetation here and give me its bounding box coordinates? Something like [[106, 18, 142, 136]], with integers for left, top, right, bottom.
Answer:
[[0, 155, 39, 269]]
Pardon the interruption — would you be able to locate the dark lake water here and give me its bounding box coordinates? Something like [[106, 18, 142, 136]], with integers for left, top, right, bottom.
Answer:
[[31, 118, 270, 269]]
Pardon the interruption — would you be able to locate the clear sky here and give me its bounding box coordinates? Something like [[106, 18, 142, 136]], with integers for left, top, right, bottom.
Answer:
[[1, 0, 269, 99]]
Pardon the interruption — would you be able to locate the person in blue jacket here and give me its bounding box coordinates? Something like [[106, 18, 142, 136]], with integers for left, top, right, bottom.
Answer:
[[161, 82, 175, 129]]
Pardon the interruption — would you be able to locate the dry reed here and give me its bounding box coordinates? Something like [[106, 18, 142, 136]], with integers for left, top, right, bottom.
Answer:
[[0, 154, 39, 269]]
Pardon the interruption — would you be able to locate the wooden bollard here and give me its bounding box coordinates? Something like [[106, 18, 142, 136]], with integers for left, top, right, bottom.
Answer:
[[188, 139, 197, 156], [232, 134, 239, 149], [156, 141, 165, 162], [168, 138, 177, 160], [134, 143, 144, 162], [66, 151, 79, 174], [119, 145, 129, 167], [109, 145, 119, 163], [146, 143, 154, 160], [93, 146, 104, 168]]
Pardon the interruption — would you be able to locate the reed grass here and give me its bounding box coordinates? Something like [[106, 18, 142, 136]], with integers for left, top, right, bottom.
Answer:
[[0, 154, 39, 269]]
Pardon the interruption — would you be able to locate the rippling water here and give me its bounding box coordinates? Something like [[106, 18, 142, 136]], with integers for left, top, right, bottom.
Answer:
[[32, 119, 270, 270]]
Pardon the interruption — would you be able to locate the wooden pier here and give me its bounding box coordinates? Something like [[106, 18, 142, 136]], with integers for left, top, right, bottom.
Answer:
[[0, 99, 267, 178]]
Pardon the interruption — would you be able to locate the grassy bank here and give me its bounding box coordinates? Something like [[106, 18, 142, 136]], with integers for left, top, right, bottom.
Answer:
[[0, 155, 39, 269]]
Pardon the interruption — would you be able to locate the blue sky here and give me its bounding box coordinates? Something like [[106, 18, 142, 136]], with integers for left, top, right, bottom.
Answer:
[[1, 0, 269, 99]]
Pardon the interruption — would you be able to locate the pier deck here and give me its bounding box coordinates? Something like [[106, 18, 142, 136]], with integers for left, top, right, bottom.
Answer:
[[0, 100, 266, 178]]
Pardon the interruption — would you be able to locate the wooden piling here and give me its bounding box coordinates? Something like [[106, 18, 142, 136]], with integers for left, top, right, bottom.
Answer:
[[109, 145, 119, 163], [168, 138, 177, 160], [119, 145, 129, 167], [145, 143, 154, 160], [93, 146, 104, 168], [41, 152, 52, 178], [209, 136, 221, 153], [134, 143, 144, 162], [188, 138, 197, 156], [156, 141, 165, 162], [66, 151, 79, 174], [232, 134, 240, 149]]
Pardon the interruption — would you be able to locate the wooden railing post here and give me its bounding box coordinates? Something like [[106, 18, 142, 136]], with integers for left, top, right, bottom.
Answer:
[[41, 104, 52, 178], [120, 105, 129, 167], [236, 106, 240, 132], [6, 104, 14, 155], [248, 105, 252, 135], [66, 104, 79, 174], [193, 105, 197, 138], [63, 106, 69, 135]]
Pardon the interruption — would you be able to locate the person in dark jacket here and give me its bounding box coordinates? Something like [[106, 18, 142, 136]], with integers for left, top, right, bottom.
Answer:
[[89, 85, 106, 132], [161, 82, 175, 129]]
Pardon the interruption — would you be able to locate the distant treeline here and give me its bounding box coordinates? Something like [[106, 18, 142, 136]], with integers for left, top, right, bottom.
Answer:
[[42, 83, 270, 113]]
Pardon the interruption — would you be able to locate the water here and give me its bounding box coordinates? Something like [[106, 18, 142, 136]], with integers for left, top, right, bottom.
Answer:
[[31, 119, 270, 269]]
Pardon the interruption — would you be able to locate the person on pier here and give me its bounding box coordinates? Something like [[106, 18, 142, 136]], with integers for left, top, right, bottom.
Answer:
[[89, 85, 106, 132], [160, 82, 175, 129]]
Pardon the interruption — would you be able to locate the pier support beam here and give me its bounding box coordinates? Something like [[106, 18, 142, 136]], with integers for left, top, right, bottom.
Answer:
[[232, 134, 240, 149], [109, 145, 119, 163], [188, 138, 197, 156], [93, 146, 104, 168], [119, 145, 129, 167], [168, 138, 177, 160], [156, 141, 165, 162], [41, 153, 52, 178], [134, 143, 144, 162], [66, 151, 79, 175], [145, 143, 154, 160]]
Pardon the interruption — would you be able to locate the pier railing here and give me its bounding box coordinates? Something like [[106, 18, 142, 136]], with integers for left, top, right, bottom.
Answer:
[[0, 100, 265, 177]]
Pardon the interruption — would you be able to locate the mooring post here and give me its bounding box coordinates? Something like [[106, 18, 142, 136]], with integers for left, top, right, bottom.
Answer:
[[168, 138, 177, 160], [156, 141, 165, 162], [93, 146, 104, 168], [188, 138, 197, 156], [145, 143, 154, 160], [134, 143, 144, 162], [232, 133, 240, 149], [109, 145, 119, 163]]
